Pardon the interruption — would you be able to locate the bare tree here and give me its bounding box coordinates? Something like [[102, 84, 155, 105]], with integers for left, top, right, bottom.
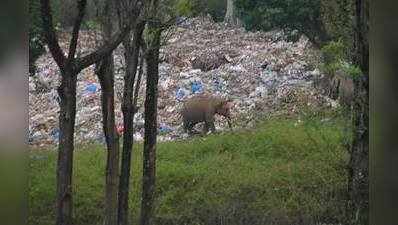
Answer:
[[94, 0, 120, 224], [40, 0, 133, 224], [117, 2, 146, 223], [139, 1, 163, 224], [348, 0, 368, 224]]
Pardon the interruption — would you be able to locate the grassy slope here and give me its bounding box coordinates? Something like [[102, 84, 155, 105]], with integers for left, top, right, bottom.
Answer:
[[29, 114, 350, 225]]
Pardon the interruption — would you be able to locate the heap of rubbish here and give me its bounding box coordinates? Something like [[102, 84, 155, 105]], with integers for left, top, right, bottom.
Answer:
[[29, 16, 338, 147]]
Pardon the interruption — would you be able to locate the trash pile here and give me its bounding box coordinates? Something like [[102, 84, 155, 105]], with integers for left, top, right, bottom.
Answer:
[[29, 16, 338, 147]]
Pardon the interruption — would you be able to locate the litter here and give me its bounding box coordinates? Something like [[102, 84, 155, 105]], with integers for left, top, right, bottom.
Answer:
[[190, 81, 203, 94], [29, 17, 337, 147]]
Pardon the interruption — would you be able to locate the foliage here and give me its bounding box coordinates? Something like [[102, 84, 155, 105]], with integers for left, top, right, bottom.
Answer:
[[321, 40, 362, 78], [173, 0, 227, 22], [235, 0, 329, 45], [206, 0, 227, 22], [29, 0, 45, 75], [81, 20, 101, 31], [320, 40, 345, 76], [320, 0, 354, 53], [29, 114, 349, 225]]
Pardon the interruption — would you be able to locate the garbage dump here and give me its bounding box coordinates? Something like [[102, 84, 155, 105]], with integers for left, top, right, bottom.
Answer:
[[29, 16, 338, 147]]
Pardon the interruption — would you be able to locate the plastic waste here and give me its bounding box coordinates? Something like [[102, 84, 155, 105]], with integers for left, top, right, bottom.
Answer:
[[190, 81, 203, 94], [29, 17, 331, 147], [50, 128, 60, 141], [85, 83, 97, 94], [213, 77, 222, 92], [116, 124, 124, 135], [159, 123, 173, 133], [176, 87, 188, 101]]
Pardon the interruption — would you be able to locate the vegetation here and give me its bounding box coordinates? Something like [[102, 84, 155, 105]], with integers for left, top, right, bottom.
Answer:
[[29, 0, 368, 224], [235, 0, 329, 45], [30, 114, 350, 225], [29, 0, 45, 75], [173, 0, 227, 22], [321, 40, 362, 78], [235, 0, 354, 48]]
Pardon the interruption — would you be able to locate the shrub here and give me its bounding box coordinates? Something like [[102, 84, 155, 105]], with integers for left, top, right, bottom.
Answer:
[[173, 0, 227, 22], [320, 40, 345, 76], [321, 40, 361, 78], [321, 39, 362, 81], [235, 0, 329, 46], [320, 0, 353, 52], [29, 0, 45, 75]]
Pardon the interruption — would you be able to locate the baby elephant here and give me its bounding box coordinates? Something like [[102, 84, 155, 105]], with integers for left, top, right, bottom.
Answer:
[[181, 94, 233, 135]]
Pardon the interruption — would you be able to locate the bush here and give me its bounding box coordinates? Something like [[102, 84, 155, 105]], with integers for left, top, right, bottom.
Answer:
[[235, 0, 330, 46], [321, 40, 361, 78], [29, 0, 46, 75], [320, 0, 353, 52], [173, 0, 227, 22], [320, 40, 345, 76]]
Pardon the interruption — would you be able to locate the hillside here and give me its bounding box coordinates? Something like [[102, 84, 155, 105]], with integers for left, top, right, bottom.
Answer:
[[29, 114, 349, 225], [29, 16, 338, 147]]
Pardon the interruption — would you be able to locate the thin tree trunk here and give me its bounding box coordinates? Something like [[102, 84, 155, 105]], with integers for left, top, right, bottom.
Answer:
[[97, 55, 120, 225], [348, 0, 368, 224], [56, 69, 77, 225], [118, 22, 145, 225], [224, 0, 241, 26], [40, 0, 133, 223], [133, 50, 145, 108], [140, 24, 161, 225], [97, 1, 120, 224]]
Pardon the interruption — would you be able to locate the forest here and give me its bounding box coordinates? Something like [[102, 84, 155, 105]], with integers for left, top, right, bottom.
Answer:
[[28, 0, 368, 225]]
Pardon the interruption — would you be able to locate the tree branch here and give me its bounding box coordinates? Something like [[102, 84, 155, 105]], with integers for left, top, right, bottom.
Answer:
[[67, 0, 87, 63], [75, 23, 132, 72], [40, 0, 66, 70], [133, 49, 145, 111]]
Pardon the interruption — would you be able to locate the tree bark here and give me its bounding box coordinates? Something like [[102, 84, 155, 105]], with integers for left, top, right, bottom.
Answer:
[[348, 0, 369, 224], [224, 0, 241, 26], [40, 0, 134, 224], [118, 22, 145, 225], [96, 0, 120, 224], [56, 69, 77, 225], [140, 22, 161, 225], [97, 56, 120, 225]]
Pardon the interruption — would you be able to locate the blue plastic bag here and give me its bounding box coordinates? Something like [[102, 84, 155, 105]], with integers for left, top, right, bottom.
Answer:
[[191, 81, 203, 94], [159, 123, 173, 133], [85, 83, 97, 94], [176, 87, 186, 101]]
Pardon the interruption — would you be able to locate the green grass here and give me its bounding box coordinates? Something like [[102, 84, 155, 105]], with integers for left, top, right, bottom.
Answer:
[[29, 113, 350, 225]]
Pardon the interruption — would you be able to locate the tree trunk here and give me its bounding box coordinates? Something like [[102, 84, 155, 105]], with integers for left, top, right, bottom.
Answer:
[[348, 0, 369, 224], [56, 69, 78, 225], [97, 1, 120, 224], [40, 0, 134, 223], [97, 55, 120, 225], [224, 0, 241, 26], [140, 24, 161, 225], [118, 22, 145, 225]]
